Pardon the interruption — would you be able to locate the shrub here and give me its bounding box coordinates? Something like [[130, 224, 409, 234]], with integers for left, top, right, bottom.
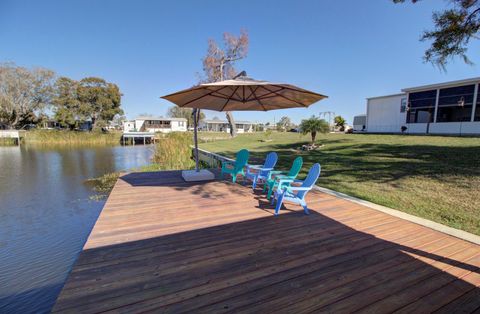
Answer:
[[152, 132, 195, 170]]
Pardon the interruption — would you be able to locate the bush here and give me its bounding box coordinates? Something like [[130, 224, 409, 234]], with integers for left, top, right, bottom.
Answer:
[[152, 132, 196, 170]]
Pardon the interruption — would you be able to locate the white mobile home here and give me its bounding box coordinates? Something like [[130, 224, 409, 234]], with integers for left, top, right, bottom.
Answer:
[[123, 116, 187, 133], [365, 77, 480, 135], [200, 120, 256, 133], [352, 115, 367, 132]]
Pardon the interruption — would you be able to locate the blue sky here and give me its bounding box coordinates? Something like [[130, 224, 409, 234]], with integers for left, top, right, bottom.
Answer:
[[1, 0, 480, 125]]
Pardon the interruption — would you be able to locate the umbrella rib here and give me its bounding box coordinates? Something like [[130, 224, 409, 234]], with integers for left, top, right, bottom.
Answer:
[[256, 87, 285, 99], [260, 85, 309, 107], [161, 85, 208, 98], [209, 94, 242, 102], [220, 86, 240, 112], [271, 84, 328, 98], [178, 86, 231, 107], [245, 86, 260, 102], [248, 86, 268, 111]]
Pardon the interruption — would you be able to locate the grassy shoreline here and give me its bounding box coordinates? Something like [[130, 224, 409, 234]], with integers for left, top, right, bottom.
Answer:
[[0, 129, 123, 146], [200, 132, 480, 235]]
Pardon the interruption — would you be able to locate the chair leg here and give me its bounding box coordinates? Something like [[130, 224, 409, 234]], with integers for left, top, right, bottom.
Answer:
[[267, 185, 274, 200], [275, 193, 284, 216], [301, 200, 309, 215], [252, 176, 257, 190], [232, 174, 236, 183]]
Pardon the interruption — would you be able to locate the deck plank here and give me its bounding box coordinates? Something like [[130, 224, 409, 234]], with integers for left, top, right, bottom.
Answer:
[[53, 170, 480, 313]]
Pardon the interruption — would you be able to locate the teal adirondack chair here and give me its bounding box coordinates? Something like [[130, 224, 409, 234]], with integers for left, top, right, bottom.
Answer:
[[272, 163, 321, 216], [245, 152, 278, 190], [263, 156, 303, 200], [221, 149, 249, 183]]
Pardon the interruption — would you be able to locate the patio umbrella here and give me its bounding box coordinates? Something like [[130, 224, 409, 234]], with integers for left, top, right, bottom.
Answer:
[[161, 72, 327, 181]]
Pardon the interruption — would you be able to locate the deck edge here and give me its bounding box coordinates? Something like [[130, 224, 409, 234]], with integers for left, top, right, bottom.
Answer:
[[314, 185, 480, 246]]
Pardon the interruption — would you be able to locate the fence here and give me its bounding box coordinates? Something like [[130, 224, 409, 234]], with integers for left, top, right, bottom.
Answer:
[[194, 147, 234, 168]]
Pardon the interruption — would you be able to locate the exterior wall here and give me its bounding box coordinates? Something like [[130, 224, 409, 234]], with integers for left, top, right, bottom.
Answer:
[[366, 94, 407, 133], [123, 121, 135, 132], [428, 122, 480, 135], [405, 123, 428, 134], [404, 122, 480, 135], [200, 122, 254, 133], [134, 119, 145, 131], [353, 115, 367, 132], [131, 119, 187, 133]]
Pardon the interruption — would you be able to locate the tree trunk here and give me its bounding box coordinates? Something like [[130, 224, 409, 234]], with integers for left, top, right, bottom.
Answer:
[[226, 111, 237, 137], [311, 131, 317, 143]]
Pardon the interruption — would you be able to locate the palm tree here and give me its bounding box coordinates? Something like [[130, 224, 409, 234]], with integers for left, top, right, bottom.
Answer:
[[334, 115, 346, 131], [299, 116, 330, 144]]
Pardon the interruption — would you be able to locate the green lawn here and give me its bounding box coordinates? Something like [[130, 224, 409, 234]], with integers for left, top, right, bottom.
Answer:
[[200, 132, 480, 235]]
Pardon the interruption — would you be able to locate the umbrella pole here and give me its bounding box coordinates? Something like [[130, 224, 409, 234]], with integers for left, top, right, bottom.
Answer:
[[193, 108, 199, 172]]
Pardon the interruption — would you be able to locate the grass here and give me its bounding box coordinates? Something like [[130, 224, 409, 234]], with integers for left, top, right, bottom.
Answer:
[[20, 129, 122, 146], [200, 132, 480, 235]]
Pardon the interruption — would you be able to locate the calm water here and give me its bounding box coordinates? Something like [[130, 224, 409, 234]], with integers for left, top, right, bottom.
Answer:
[[0, 145, 154, 313]]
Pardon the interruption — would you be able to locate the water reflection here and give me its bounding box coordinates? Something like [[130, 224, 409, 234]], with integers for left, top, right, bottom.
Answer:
[[0, 145, 153, 313]]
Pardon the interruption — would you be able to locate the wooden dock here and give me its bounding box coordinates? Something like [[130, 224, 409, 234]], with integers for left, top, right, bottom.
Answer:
[[0, 130, 23, 145], [53, 170, 480, 313]]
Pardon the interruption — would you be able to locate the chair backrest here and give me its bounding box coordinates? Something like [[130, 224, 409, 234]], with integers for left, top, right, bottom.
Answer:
[[298, 163, 321, 199], [234, 149, 249, 171], [260, 152, 278, 176], [287, 156, 303, 178]]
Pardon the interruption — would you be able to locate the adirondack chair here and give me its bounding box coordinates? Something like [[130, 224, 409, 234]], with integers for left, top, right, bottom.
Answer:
[[221, 149, 249, 183], [263, 156, 303, 200], [272, 163, 321, 216], [245, 152, 278, 190]]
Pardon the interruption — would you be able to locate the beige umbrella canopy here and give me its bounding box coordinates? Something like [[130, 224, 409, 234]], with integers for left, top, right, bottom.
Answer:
[[162, 74, 327, 111], [161, 72, 327, 180]]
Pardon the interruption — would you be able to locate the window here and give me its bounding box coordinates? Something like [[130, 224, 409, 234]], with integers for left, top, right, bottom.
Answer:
[[407, 90, 436, 123], [475, 84, 480, 121], [400, 98, 407, 113], [436, 84, 474, 122], [179, 121, 185, 127]]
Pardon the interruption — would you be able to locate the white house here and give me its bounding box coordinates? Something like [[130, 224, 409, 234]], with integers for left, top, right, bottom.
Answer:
[[364, 77, 480, 135], [199, 119, 256, 133], [352, 115, 367, 132], [123, 116, 187, 133]]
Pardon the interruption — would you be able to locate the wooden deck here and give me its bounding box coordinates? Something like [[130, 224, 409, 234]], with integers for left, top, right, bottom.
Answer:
[[53, 170, 480, 313]]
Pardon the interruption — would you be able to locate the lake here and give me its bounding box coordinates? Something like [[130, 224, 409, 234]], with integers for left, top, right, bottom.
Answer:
[[0, 145, 154, 313]]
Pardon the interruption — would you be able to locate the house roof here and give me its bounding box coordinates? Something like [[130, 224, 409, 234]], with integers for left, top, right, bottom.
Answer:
[[203, 119, 256, 124], [401, 77, 480, 92], [135, 116, 187, 121], [366, 93, 406, 100]]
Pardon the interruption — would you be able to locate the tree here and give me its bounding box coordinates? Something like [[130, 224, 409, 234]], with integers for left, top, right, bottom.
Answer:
[[201, 30, 249, 137], [53, 77, 80, 129], [334, 115, 346, 131], [394, 0, 480, 68], [77, 77, 123, 130], [0, 63, 55, 129], [53, 76, 123, 130], [276, 116, 292, 132], [299, 116, 330, 143], [167, 106, 205, 128]]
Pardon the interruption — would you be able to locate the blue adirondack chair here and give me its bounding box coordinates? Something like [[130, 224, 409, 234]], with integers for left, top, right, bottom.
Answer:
[[272, 163, 321, 216], [264, 156, 303, 200], [245, 152, 278, 190], [221, 149, 249, 183]]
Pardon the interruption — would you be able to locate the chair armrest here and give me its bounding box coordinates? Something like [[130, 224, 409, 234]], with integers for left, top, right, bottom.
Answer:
[[277, 178, 294, 187], [270, 170, 284, 175], [287, 186, 312, 191]]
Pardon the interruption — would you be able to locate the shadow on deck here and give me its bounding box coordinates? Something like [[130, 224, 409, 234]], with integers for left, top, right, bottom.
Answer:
[[51, 170, 480, 313]]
